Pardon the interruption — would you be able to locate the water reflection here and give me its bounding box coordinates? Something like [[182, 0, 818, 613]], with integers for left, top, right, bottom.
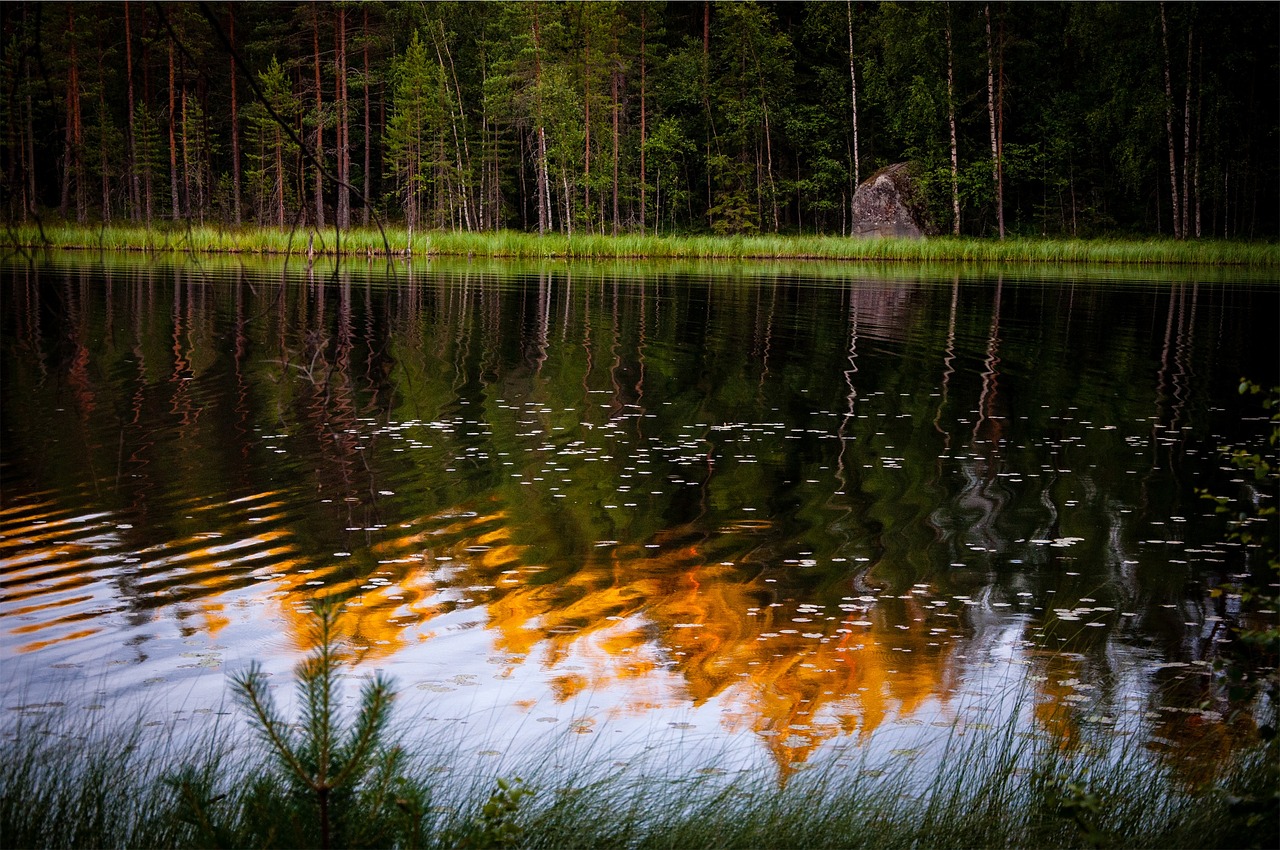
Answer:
[[1, 254, 1275, 778]]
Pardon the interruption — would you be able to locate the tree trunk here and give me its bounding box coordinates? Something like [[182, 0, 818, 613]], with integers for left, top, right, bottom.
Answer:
[[639, 9, 646, 236], [997, 13, 1005, 239], [335, 6, 349, 230], [125, 0, 141, 221], [584, 14, 592, 233], [362, 7, 371, 227], [275, 124, 285, 226], [181, 85, 191, 219], [98, 78, 110, 223], [533, 11, 548, 235], [229, 6, 242, 225], [947, 3, 960, 235], [540, 126, 552, 234], [60, 5, 84, 222], [612, 57, 619, 235], [1160, 2, 1182, 239], [763, 101, 778, 231], [168, 39, 180, 221], [312, 3, 325, 229], [847, 0, 860, 186], [984, 4, 1003, 239], [23, 25, 36, 219], [440, 28, 474, 232], [1181, 22, 1192, 239], [1194, 42, 1203, 239]]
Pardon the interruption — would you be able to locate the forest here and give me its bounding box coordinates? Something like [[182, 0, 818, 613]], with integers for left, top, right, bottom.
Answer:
[[2, 1, 1276, 240]]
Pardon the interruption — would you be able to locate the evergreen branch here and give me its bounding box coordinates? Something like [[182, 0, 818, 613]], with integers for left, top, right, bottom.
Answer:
[[230, 663, 318, 793], [331, 673, 397, 790]]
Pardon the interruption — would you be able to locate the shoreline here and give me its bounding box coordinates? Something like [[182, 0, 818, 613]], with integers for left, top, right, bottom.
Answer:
[[4, 223, 1278, 267]]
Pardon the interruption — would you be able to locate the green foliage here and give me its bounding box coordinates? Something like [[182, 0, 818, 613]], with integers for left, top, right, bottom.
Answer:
[[452, 777, 535, 850], [244, 56, 300, 226], [216, 601, 413, 849], [1056, 781, 1108, 849], [1201, 380, 1280, 709]]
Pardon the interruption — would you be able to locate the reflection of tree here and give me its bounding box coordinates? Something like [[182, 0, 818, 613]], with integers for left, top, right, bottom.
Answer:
[[356, 501, 963, 779], [3, 257, 1274, 777]]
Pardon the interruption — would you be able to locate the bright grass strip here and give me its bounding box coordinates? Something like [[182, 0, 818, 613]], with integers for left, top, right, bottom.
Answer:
[[4, 223, 1277, 266]]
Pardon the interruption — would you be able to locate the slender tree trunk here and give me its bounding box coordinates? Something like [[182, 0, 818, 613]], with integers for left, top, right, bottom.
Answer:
[[997, 14, 1005, 238], [335, 7, 349, 230], [168, 39, 180, 221], [431, 29, 466, 232], [362, 7, 371, 227], [229, 6, 241, 225], [847, 0, 860, 186], [1222, 164, 1228, 239], [1194, 42, 1203, 238], [125, 1, 141, 221], [611, 56, 619, 235], [946, 3, 960, 235], [984, 4, 1003, 239], [24, 46, 36, 218], [60, 5, 82, 220], [704, 0, 712, 228], [763, 101, 778, 231], [440, 28, 474, 232], [1181, 22, 1192, 239], [533, 11, 548, 235], [584, 13, 592, 233], [275, 125, 284, 226], [540, 126, 552, 233], [181, 89, 191, 220], [98, 80, 110, 222], [312, 3, 325, 229], [1160, 2, 1182, 239], [639, 9, 647, 236]]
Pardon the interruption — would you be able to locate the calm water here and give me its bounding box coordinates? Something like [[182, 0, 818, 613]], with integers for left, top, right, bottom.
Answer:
[[2, 253, 1276, 781]]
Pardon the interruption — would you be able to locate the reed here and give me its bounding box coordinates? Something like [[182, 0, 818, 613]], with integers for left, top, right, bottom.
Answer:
[[3, 663, 1275, 849], [4, 222, 1277, 266]]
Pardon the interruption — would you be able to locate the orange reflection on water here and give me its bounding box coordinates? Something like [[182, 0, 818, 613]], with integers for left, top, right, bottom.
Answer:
[[318, 504, 969, 774]]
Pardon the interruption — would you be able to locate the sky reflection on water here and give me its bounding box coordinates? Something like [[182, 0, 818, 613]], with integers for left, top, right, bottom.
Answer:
[[1, 254, 1275, 781]]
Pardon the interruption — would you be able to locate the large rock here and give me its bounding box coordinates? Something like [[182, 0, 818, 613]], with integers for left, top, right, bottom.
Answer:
[[851, 162, 932, 238]]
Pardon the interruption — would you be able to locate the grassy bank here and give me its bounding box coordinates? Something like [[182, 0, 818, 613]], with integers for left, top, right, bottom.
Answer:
[[4, 222, 1278, 266], [19, 245, 1280, 288], [3, 605, 1276, 850], [3, 697, 1276, 850]]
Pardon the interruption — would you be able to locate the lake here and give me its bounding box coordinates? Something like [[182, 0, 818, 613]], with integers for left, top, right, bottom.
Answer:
[[2, 252, 1276, 784]]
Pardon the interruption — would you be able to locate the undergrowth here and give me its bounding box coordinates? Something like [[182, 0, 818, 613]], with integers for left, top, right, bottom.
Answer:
[[2, 602, 1276, 850]]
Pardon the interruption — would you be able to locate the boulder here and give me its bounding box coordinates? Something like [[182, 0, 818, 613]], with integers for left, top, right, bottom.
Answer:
[[851, 162, 932, 238]]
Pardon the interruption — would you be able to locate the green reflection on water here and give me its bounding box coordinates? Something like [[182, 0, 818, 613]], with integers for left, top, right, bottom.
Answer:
[[1, 252, 1275, 777]]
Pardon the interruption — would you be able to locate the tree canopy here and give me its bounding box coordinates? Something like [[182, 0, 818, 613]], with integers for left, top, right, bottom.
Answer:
[[2, 1, 1275, 238]]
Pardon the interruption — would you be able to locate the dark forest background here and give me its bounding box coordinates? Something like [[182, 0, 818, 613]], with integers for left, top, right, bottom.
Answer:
[[2, 1, 1276, 238]]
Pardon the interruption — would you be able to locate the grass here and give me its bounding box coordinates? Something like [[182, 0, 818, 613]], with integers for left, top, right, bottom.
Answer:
[[3, 604, 1277, 850], [3, 694, 1276, 849], [4, 221, 1278, 267]]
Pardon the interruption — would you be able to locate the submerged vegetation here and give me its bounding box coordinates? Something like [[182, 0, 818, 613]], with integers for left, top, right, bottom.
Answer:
[[2, 605, 1277, 850], [4, 222, 1278, 267]]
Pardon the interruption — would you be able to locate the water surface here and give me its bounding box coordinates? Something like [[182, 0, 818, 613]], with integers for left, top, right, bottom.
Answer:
[[2, 253, 1275, 781]]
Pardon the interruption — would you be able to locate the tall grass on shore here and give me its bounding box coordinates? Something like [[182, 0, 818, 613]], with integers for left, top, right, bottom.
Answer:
[[3, 602, 1277, 850], [18, 244, 1280, 288], [5, 221, 1277, 266], [3, 693, 1276, 849]]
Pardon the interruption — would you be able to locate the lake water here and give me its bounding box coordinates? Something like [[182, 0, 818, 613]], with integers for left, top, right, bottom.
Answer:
[[2, 252, 1276, 783]]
